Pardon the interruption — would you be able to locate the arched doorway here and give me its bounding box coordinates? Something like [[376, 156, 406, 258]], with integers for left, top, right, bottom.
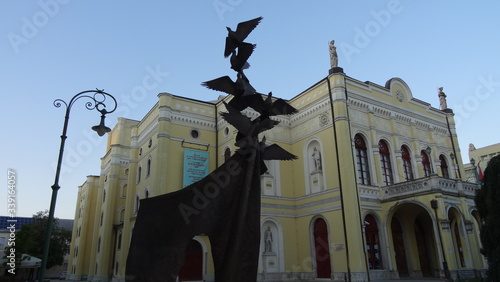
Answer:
[[313, 218, 332, 278], [178, 239, 203, 281], [391, 217, 409, 277], [389, 202, 439, 278]]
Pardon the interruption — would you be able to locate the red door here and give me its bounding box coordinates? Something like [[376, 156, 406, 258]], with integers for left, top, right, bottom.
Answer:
[[178, 240, 203, 281], [314, 218, 332, 278]]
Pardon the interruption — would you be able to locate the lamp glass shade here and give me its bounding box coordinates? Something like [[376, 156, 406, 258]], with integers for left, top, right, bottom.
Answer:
[[92, 115, 111, 136]]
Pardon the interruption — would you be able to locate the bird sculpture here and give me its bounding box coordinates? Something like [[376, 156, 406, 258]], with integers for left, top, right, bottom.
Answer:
[[253, 136, 298, 174], [224, 17, 263, 57], [220, 101, 279, 144], [259, 136, 298, 161], [126, 16, 299, 282], [244, 92, 298, 119], [202, 73, 257, 111], [230, 42, 255, 73]]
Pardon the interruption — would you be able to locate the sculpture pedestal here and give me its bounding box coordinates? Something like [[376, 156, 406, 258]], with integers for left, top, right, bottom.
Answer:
[[262, 252, 277, 273], [329, 66, 344, 74], [310, 170, 324, 193]]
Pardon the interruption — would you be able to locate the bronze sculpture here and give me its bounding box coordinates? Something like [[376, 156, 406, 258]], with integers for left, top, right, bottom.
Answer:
[[126, 17, 297, 281]]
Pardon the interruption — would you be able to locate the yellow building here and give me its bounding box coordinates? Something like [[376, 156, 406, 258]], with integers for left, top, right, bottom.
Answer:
[[464, 143, 500, 183], [68, 68, 485, 281]]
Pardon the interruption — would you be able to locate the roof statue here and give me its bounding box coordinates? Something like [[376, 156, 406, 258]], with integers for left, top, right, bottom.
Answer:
[[329, 40, 338, 68], [126, 17, 298, 282], [438, 87, 448, 110], [469, 143, 476, 152]]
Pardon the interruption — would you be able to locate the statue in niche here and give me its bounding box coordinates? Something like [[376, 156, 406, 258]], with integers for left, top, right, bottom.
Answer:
[[438, 87, 447, 110], [312, 147, 322, 171], [264, 226, 273, 253], [329, 40, 338, 68]]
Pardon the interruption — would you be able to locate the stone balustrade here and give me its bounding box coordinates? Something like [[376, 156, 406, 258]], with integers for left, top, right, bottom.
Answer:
[[359, 175, 480, 202]]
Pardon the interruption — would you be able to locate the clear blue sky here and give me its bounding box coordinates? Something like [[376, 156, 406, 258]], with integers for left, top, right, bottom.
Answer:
[[2, 1, 499, 219]]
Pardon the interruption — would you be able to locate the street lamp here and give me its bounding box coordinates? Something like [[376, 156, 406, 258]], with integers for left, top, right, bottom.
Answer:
[[39, 89, 117, 282], [430, 199, 451, 281]]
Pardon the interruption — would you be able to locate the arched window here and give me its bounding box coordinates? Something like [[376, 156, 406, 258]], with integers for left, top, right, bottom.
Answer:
[[401, 145, 414, 181], [146, 158, 151, 176], [379, 140, 394, 185], [119, 208, 125, 223], [355, 134, 371, 185], [365, 214, 382, 269], [97, 236, 101, 253], [421, 150, 431, 177], [100, 212, 104, 226], [440, 155, 450, 178], [224, 147, 231, 162], [137, 166, 142, 183], [121, 184, 128, 198], [103, 189, 106, 203], [117, 231, 122, 250], [145, 189, 149, 199], [134, 194, 140, 213]]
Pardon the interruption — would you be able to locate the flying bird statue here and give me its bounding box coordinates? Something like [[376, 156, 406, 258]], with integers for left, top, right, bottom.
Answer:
[[127, 16, 298, 282], [230, 42, 255, 73], [224, 16, 263, 57], [244, 91, 298, 119], [201, 73, 257, 111]]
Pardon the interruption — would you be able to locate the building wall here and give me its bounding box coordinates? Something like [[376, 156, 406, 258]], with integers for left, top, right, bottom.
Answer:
[[68, 74, 485, 281]]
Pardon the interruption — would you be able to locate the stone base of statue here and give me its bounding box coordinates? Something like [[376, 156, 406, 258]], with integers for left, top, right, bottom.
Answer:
[[329, 66, 344, 74], [310, 170, 324, 193], [262, 252, 278, 273]]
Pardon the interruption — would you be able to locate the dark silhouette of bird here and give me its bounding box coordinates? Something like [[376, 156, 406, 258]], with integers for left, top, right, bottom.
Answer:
[[256, 136, 298, 174], [202, 76, 239, 96], [230, 42, 255, 73], [202, 73, 258, 111], [224, 17, 263, 57], [259, 136, 298, 161], [220, 101, 279, 149], [244, 92, 298, 119], [202, 73, 257, 97]]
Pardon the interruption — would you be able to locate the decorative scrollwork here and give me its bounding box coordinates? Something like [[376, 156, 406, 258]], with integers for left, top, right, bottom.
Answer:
[[53, 99, 68, 109], [53, 89, 117, 115]]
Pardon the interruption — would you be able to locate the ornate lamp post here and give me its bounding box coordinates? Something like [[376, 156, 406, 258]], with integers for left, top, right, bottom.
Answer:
[[39, 89, 117, 282]]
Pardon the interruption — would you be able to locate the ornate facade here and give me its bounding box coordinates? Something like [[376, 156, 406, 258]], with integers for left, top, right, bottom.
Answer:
[[68, 69, 485, 281]]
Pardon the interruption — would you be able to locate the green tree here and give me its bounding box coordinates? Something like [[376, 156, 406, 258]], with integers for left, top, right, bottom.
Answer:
[[475, 155, 500, 281], [3, 210, 72, 274]]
